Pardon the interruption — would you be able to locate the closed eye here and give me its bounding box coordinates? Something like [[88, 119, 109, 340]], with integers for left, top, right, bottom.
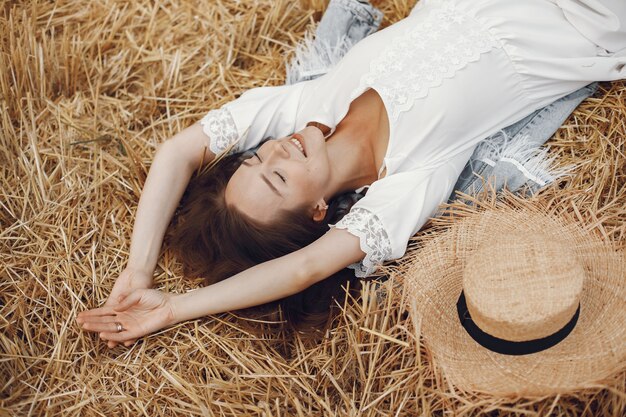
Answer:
[[275, 172, 286, 183], [254, 151, 286, 183]]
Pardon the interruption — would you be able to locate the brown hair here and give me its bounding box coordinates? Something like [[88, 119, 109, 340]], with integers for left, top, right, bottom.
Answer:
[[164, 145, 369, 337]]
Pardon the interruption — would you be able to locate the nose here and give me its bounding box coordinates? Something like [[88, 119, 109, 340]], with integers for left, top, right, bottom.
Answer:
[[267, 139, 290, 161]]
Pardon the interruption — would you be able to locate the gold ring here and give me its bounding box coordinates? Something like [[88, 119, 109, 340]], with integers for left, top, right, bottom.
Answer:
[[115, 322, 123, 332]]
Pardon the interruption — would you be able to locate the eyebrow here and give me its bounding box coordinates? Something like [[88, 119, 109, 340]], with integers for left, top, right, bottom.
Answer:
[[241, 159, 283, 198]]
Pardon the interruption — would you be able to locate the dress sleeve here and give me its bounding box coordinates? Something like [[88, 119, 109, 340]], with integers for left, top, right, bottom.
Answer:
[[328, 161, 461, 278], [551, 0, 626, 53], [199, 82, 307, 155]]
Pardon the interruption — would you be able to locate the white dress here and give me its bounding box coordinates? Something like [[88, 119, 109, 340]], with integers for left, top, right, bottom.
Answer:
[[200, 0, 626, 278]]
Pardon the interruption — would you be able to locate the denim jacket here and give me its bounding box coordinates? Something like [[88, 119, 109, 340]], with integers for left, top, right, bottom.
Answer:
[[285, 0, 596, 204]]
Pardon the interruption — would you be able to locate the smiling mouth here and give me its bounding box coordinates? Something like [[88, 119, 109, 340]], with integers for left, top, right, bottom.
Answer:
[[289, 135, 306, 157]]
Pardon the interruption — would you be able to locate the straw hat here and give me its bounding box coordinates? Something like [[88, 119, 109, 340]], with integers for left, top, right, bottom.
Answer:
[[403, 203, 626, 396]]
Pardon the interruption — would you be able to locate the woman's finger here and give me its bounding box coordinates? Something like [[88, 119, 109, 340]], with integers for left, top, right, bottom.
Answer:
[[82, 321, 122, 333], [99, 330, 137, 343], [79, 315, 120, 324], [76, 306, 117, 321]]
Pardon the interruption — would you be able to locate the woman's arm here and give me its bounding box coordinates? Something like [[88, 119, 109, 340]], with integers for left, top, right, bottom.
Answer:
[[126, 122, 216, 274], [170, 227, 365, 322], [77, 228, 366, 343], [97, 122, 216, 347]]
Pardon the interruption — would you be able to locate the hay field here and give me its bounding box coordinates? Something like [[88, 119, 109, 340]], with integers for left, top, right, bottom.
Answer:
[[1, 0, 625, 415]]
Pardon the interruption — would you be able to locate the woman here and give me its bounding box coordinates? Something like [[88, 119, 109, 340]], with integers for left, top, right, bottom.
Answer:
[[76, 0, 626, 347]]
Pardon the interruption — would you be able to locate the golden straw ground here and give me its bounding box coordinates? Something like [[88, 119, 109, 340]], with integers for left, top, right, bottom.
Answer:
[[1, 0, 624, 415]]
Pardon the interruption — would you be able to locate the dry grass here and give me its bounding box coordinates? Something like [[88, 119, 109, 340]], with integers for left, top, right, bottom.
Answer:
[[1, 0, 625, 415]]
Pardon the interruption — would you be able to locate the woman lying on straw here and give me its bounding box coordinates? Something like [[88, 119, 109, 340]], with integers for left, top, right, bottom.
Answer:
[[77, 0, 626, 348]]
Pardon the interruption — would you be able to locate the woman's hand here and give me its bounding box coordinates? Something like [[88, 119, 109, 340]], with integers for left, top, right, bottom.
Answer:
[[105, 267, 154, 308], [95, 267, 154, 348], [76, 289, 177, 347]]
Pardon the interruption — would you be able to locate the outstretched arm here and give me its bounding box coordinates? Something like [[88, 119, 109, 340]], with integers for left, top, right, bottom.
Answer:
[[95, 122, 216, 347], [77, 227, 366, 343], [172, 227, 365, 322], [126, 122, 217, 275]]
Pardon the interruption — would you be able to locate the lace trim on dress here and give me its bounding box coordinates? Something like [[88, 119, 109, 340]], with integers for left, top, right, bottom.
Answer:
[[359, 0, 502, 122], [330, 207, 392, 278], [199, 107, 239, 155]]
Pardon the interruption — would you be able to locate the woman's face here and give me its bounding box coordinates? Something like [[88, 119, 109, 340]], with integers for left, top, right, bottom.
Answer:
[[224, 126, 331, 224]]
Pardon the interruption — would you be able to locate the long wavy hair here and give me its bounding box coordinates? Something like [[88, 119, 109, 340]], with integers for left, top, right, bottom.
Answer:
[[164, 140, 372, 337]]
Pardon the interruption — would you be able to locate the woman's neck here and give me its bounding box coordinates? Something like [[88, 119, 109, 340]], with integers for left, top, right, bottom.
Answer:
[[322, 89, 390, 202]]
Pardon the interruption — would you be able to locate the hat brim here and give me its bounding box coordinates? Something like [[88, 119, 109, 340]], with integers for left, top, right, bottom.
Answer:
[[401, 204, 626, 396]]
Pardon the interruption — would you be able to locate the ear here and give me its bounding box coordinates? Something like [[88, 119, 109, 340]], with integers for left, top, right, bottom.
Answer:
[[311, 199, 328, 223]]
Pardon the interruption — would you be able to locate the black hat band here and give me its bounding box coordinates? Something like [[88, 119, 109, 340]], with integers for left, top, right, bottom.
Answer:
[[456, 290, 580, 356]]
